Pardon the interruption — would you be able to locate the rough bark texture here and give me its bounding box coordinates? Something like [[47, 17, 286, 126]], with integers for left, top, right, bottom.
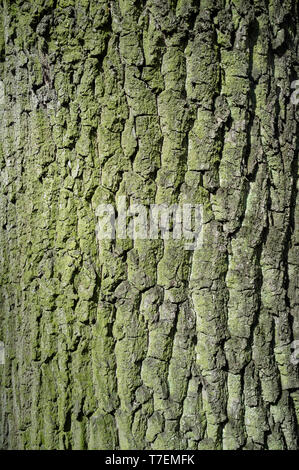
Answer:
[[0, 0, 298, 450]]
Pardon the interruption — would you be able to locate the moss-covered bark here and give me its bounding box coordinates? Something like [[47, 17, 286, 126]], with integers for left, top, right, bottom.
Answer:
[[0, 0, 298, 450]]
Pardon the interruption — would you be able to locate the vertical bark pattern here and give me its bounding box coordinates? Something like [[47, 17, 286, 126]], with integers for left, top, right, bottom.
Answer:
[[0, 0, 298, 450]]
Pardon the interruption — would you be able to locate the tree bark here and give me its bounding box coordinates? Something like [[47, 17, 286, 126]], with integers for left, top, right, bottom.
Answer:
[[0, 0, 298, 450]]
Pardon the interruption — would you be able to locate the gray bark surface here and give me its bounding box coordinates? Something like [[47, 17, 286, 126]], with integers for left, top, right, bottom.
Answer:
[[0, 0, 298, 450]]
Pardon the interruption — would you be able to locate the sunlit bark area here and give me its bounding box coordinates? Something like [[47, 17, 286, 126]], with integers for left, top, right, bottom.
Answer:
[[0, 0, 298, 449]]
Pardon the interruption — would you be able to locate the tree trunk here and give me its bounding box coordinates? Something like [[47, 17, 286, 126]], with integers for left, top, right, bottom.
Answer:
[[0, 0, 298, 450]]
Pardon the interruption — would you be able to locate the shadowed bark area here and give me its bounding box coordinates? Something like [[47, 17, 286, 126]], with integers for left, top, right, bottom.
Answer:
[[0, 0, 298, 450]]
